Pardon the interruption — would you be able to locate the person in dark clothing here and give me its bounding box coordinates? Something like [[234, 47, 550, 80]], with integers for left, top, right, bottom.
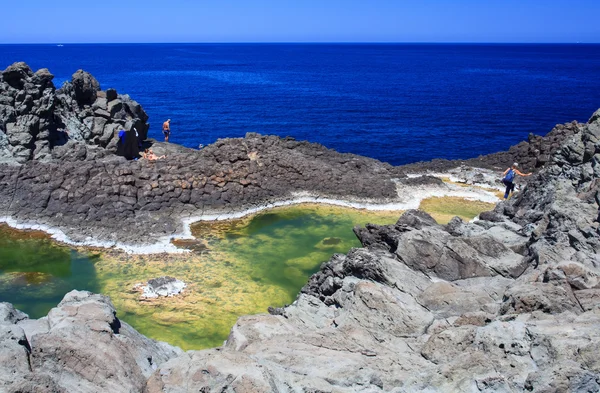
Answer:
[[502, 163, 531, 199], [116, 129, 126, 157], [123, 127, 140, 160]]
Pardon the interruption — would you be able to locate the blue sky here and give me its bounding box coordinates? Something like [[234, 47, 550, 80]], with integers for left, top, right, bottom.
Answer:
[[3, 0, 599, 43]]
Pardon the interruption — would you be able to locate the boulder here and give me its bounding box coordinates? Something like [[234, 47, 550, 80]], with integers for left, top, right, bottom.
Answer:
[[1, 62, 33, 88], [107, 99, 123, 116], [32, 68, 54, 87], [0, 291, 182, 393], [71, 69, 100, 106], [0, 63, 149, 162], [0, 303, 28, 325], [106, 88, 118, 101]]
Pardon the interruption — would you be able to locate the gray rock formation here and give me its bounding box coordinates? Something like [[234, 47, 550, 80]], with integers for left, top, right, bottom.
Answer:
[[1, 110, 598, 391], [1, 64, 600, 391], [0, 63, 581, 248], [0, 119, 575, 248], [142, 110, 600, 392], [0, 131, 403, 246], [0, 62, 149, 164], [0, 291, 181, 393], [135, 276, 186, 298]]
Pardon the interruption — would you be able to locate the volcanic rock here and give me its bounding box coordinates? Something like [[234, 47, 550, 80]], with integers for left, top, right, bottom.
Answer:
[[71, 69, 100, 106], [1, 64, 600, 391], [0, 131, 403, 246], [0, 62, 149, 164], [0, 108, 599, 391], [142, 110, 600, 392], [0, 63, 580, 248], [0, 291, 181, 393], [135, 276, 186, 298]]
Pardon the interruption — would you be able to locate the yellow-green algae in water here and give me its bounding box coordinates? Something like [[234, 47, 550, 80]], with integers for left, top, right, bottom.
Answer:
[[0, 224, 100, 318], [0, 196, 495, 351], [94, 204, 402, 350], [94, 198, 494, 350], [419, 196, 495, 224], [440, 176, 506, 200]]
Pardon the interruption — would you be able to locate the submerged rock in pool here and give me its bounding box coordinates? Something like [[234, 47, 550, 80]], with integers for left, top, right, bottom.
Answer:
[[135, 276, 186, 298], [321, 237, 342, 245]]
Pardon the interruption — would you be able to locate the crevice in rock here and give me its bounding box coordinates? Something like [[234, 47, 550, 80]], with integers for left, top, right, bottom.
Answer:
[[109, 312, 121, 334]]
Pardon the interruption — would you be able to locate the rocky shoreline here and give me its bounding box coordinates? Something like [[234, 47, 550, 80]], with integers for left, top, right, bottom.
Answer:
[[0, 63, 581, 252], [2, 108, 597, 392], [1, 62, 599, 392]]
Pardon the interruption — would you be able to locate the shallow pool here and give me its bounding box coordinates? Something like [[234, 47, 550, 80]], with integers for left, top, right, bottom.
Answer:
[[0, 225, 100, 318], [0, 198, 494, 350], [95, 204, 402, 349]]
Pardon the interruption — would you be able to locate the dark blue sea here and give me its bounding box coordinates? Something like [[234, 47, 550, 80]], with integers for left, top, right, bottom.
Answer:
[[1, 43, 600, 165]]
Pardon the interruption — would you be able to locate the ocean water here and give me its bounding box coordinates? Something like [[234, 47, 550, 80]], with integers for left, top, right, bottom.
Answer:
[[1, 43, 600, 165]]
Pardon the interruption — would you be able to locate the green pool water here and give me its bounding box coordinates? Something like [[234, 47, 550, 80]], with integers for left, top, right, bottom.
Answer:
[[0, 205, 401, 350], [97, 204, 402, 349], [0, 225, 100, 318], [0, 198, 495, 350]]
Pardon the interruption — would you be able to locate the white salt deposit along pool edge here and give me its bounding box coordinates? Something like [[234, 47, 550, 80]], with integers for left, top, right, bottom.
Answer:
[[0, 174, 500, 255]]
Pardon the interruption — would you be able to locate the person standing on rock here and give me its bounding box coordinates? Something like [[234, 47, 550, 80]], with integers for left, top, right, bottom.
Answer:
[[162, 119, 171, 142], [502, 163, 531, 199]]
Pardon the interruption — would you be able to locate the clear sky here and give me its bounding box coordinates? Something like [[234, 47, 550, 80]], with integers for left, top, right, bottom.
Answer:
[[3, 0, 599, 44]]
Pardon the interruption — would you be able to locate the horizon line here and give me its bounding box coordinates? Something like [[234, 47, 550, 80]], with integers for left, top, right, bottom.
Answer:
[[0, 41, 598, 45]]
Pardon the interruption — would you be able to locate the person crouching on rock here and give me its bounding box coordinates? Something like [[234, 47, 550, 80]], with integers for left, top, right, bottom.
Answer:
[[502, 163, 531, 199], [162, 119, 171, 142]]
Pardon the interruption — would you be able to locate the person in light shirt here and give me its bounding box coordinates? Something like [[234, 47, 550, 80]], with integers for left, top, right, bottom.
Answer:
[[502, 163, 531, 199]]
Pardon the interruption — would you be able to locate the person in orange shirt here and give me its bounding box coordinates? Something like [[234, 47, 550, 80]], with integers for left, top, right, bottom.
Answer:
[[162, 119, 171, 142]]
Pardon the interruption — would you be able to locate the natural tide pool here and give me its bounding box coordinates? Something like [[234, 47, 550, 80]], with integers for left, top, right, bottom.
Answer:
[[0, 198, 494, 350], [0, 225, 101, 318], [96, 204, 403, 349]]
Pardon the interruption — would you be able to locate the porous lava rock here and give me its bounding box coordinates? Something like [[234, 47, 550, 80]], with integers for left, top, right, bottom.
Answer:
[[0, 63, 583, 248], [0, 132, 403, 246], [1, 111, 599, 391], [0, 62, 149, 164], [0, 291, 181, 393], [1, 64, 600, 391], [142, 110, 600, 392]]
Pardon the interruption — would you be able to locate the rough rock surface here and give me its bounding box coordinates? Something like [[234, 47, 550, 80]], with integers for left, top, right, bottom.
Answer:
[[0, 291, 181, 393], [0, 133, 404, 246], [2, 64, 600, 391], [135, 276, 186, 298], [141, 110, 600, 392], [0, 63, 580, 248], [1, 111, 598, 391], [0, 62, 149, 164]]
